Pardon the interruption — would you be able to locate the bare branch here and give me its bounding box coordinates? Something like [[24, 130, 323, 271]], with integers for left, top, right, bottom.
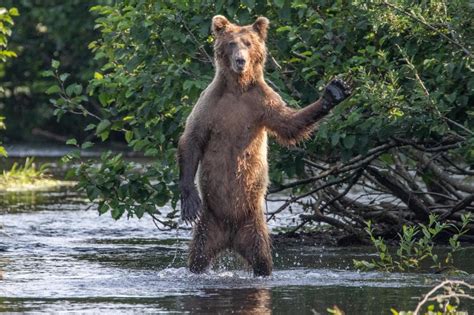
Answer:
[[266, 173, 354, 222], [414, 280, 474, 315], [269, 142, 396, 193], [439, 194, 474, 221], [319, 169, 364, 213], [366, 166, 430, 220], [411, 150, 474, 193]]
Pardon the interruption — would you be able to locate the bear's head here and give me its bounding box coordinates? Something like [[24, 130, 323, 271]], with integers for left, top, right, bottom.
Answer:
[[212, 15, 269, 82]]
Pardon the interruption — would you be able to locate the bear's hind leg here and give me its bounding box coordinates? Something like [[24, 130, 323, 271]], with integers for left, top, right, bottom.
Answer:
[[234, 219, 272, 277], [188, 214, 226, 274]]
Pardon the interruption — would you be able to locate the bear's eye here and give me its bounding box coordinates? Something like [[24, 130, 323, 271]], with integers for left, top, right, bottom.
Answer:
[[244, 41, 251, 47], [229, 42, 236, 48]]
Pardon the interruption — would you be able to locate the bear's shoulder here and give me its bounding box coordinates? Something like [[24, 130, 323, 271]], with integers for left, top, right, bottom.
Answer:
[[257, 81, 284, 107]]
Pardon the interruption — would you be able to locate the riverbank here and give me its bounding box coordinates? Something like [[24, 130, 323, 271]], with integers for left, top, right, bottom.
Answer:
[[0, 157, 75, 192]]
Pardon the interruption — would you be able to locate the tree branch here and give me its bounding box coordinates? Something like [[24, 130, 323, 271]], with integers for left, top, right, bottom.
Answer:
[[366, 166, 430, 221]]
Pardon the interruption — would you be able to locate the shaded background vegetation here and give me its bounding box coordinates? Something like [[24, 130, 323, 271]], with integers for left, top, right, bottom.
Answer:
[[0, 0, 111, 143], [1, 0, 473, 241]]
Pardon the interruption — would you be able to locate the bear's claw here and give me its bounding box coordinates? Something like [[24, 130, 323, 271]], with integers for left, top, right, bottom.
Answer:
[[181, 187, 202, 223], [323, 78, 353, 108]]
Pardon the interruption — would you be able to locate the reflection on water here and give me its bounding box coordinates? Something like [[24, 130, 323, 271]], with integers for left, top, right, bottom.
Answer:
[[177, 288, 271, 314], [1, 186, 474, 314]]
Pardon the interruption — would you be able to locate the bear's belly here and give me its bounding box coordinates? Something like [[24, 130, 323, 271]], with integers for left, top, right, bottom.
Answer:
[[198, 131, 268, 221]]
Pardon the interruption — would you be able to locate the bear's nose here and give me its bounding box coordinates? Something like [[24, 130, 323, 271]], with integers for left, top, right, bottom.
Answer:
[[236, 58, 246, 67]]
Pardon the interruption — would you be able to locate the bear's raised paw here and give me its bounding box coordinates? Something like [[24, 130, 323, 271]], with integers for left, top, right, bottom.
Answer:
[[323, 78, 353, 108]]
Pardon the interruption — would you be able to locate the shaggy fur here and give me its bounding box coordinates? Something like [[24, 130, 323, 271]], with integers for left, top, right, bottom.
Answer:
[[177, 15, 350, 276]]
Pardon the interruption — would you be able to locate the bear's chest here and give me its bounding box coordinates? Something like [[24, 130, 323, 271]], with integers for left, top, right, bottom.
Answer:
[[210, 92, 260, 136]]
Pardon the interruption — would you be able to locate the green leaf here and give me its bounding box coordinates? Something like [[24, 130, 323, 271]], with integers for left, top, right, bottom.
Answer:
[[331, 133, 340, 146], [65, 84, 75, 96], [343, 135, 356, 149], [0, 146, 7, 157], [125, 130, 133, 143], [74, 84, 83, 95], [52, 59, 60, 69], [96, 119, 111, 134], [41, 70, 54, 77], [86, 186, 100, 200], [111, 207, 124, 220], [8, 8, 20, 16], [276, 26, 291, 33], [274, 0, 285, 8], [81, 141, 94, 149], [66, 83, 83, 96], [45, 85, 61, 95], [98, 93, 109, 106], [242, 0, 255, 9], [94, 72, 104, 80], [59, 73, 70, 82], [100, 131, 110, 141], [85, 123, 96, 131], [66, 138, 77, 146], [135, 206, 145, 218], [98, 202, 109, 215], [390, 308, 399, 315]]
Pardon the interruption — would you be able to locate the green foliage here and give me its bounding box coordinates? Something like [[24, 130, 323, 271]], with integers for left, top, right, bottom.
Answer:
[[62, 151, 177, 222], [391, 305, 464, 315], [0, 157, 67, 191], [0, 7, 18, 62], [326, 306, 344, 315], [0, 6, 18, 158], [46, 1, 473, 223], [0, 116, 6, 157], [329, 281, 472, 315], [353, 214, 473, 273], [1, 157, 49, 179], [0, 0, 111, 142], [391, 280, 472, 315]]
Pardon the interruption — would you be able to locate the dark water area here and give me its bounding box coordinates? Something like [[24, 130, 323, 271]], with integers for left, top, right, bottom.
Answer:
[[1, 155, 473, 314]]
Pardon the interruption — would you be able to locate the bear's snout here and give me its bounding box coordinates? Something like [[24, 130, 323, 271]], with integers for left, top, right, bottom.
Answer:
[[231, 54, 248, 73], [235, 57, 246, 68]]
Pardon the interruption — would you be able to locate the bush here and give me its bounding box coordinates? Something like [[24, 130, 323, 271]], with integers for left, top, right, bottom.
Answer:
[[0, 0, 111, 142], [0, 6, 19, 157], [353, 214, 473, 273], [48, 1, 473, 233]]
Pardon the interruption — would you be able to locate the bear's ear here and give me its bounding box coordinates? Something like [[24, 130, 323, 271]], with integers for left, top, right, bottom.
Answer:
[[252, 16, 269, 40], [212, 15, 230, 35]]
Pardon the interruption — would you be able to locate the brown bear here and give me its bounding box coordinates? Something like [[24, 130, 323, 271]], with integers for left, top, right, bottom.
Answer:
[[177, 15, 351, 276]]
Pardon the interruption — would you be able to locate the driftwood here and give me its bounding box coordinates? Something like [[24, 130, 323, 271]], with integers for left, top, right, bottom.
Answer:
[[32, 128, 68, 143], [266, 135, 474, 240]]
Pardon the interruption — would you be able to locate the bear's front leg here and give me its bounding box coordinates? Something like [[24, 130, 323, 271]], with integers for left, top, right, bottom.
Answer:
[[180, 186, 202, 223], [260, 77, 352, 146]]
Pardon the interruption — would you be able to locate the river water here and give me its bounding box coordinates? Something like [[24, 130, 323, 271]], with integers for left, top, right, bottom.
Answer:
[[1, 156, 473, 314]]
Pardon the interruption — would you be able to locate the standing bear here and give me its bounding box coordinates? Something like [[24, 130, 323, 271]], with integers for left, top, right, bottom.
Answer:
[[178, 15, 351, 276]]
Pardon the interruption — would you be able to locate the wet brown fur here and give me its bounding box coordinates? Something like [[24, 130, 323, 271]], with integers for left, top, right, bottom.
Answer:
[[178, 16, 332, 276]]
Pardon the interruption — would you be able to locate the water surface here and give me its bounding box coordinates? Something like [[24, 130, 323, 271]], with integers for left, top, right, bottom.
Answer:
[[1, 184, 473, 314]]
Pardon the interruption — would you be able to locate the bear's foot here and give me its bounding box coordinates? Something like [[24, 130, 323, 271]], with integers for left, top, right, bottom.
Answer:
[[253, 262, 272, 277], [188, 253, 212, 274]]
